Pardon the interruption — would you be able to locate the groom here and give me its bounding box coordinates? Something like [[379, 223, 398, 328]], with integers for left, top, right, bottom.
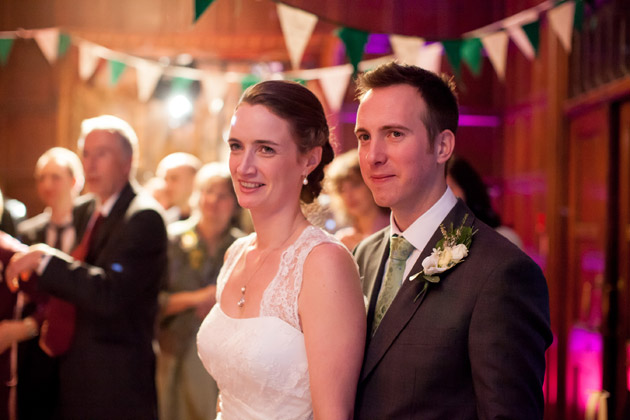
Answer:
[[352, 62, 552, 419]]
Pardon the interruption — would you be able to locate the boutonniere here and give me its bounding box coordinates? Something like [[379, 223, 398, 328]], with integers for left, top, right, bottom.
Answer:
[[409, 214, 477, 298]]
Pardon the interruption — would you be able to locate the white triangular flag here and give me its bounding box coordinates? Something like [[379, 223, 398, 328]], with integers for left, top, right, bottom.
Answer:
[[417, 43, 443, 73], [548, 1, 575, 52], [389, 35, 425, 66], [78, 42, 100, 80], [481, 31, 509, 81], [276, 3, 318, 70], [506, 25, 535, 60], [135, 60, 163, 102], [502, 9, 538, 60], [318, 64, 353, 112], [34, 28, 60, 64], [202, 71, 228, 114]]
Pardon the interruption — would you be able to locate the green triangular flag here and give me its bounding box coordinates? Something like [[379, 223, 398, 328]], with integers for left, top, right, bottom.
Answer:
[[109, 59, 126, 85], [336, 27, 369, 76], [58, 33, 71, 57], [522, 20, 540, 57], [241, 74, 260, 92], [461, 38, 483, 76], [573, 0, 584, 30], [442, 39, 463, 77], [195, 0, 216, 22], [0, 38, 15, 66], [172, 76, 194, 92]]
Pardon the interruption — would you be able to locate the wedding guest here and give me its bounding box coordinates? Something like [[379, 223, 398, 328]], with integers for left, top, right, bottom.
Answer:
[[15, 147, 92, 420], [157, 162, 243, 420], [325, 148, 389, 250], [156, 152, 202, 223], [143, 176, 171, 211], [196, 80, 366, 420], [6, 115, 168, 420], [447, 155, 524, 249], [352, 62, 552, 419]]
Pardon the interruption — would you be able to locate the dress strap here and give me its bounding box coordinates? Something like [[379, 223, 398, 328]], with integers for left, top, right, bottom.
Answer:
[[260, 226, 340, 331]]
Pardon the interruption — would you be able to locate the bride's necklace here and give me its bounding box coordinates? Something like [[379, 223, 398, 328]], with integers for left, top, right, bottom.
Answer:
[[237, 226, 301, 308], [237, 249, 274, 308]]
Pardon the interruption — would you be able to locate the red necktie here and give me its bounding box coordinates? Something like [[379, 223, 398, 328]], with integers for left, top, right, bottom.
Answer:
[[40, 213, 104, 356]]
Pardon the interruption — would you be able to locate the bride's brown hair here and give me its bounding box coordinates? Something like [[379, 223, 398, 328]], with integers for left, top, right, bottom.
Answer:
[[238, 80, 334, 203]]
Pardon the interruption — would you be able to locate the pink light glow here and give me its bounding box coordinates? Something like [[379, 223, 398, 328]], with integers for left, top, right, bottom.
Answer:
[[567, 327, 603, 417]]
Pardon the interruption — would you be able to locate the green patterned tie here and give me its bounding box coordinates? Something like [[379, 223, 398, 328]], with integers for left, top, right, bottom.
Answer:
[[372, 235, 415, 334]]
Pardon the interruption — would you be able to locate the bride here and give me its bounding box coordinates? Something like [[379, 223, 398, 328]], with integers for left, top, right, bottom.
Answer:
[[197, 80, 366, 420]]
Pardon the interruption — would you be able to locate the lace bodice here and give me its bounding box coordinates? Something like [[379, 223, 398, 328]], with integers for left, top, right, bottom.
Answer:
[[197, 225, 340, 420]]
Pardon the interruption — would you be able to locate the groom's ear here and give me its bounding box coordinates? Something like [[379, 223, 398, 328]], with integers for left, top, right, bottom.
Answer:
[[435, 130, 455, 164]]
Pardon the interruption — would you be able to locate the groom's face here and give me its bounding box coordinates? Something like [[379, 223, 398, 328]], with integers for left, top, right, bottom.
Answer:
[[355, 84, 445, 224]]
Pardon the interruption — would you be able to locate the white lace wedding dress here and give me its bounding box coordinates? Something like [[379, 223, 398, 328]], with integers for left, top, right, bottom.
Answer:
[[197, 225, 338, 420]]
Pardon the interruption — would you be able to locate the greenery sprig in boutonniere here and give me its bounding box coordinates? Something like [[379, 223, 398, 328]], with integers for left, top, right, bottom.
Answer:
[[409, 214, 477, 298]]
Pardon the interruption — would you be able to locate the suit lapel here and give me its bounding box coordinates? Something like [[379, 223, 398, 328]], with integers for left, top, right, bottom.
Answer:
[[88, 183, 135, 263], [361, 200, 474, 381]]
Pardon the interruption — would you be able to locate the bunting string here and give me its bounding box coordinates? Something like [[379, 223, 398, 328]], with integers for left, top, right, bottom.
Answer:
[[0, 0, 583, 110]]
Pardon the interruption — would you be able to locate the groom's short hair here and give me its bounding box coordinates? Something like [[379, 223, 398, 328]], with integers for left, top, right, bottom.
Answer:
[[356, 61, 459, 145]]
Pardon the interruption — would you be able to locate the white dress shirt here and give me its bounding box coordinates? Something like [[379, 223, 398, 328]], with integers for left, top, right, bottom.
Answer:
[[390, 187, 458, 281]]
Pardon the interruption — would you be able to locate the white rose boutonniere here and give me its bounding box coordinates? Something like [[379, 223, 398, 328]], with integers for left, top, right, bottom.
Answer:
[[410, 214, 477, 288]]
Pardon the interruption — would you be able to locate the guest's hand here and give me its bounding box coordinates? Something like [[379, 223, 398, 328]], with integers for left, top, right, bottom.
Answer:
[[0, 231, 27, 254], [6, 245, 49, 292], [0, 319, 34, 353]]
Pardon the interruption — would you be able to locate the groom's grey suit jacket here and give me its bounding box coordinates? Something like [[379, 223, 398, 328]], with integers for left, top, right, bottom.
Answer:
[[354, 199, 552, 420]]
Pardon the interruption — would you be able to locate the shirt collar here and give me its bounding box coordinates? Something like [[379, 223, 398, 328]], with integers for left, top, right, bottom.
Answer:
[[391, 187, 458, 253], [98, 189, 122, 217]]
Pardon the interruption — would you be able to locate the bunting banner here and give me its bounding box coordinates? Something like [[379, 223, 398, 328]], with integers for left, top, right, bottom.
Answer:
[[416, 42, 443, 73], [318, 64, 353, 112], [33, 28, 60, 64], [58, 33, 71, 57], [548, 0, 576, 52], [0, 0, 586, 109], [481, 31, 509, 81], [442, 40, 463, 77], [389, 34, 425, 66], [195, 0, 216, 23], [135, 59, 164, 102], [109, 59, 126, 85], [78, 42, 100, 80], [461, 38, 483, 76], [0, 37, 15, 66], [277, 3, 318, 70], [503, 9, 540, 60], [336, 27, 369, 75], [522, 20, 540, 57]]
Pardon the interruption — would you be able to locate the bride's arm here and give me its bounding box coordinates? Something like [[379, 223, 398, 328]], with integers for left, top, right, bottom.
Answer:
[[300, 243, 366, 420]]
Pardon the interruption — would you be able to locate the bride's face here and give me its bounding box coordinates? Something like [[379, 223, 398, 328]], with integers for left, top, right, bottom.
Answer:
[[227, 103, 309, 212]]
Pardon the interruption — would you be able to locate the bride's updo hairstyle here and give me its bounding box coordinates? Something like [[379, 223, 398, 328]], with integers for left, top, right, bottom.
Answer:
[[237, 80, 334, 204]]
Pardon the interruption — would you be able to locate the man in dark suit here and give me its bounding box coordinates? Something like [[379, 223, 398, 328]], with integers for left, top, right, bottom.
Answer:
[[352, 62, 553, 419], [7, 115, 167, 420]]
